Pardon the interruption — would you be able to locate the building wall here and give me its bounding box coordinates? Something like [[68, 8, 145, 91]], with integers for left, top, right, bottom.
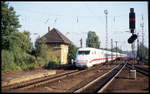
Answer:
[[60, 44, 69, 64], [47, 43, 69, 65], [47, 44, 61, 64]]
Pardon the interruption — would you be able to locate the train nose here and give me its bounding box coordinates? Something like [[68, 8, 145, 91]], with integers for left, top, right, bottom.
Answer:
[[75, 60, 88, 67], [76, 60, 88, 63]]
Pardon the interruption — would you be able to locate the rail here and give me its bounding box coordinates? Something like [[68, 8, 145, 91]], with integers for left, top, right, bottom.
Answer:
[[126, 63, 149, 76], [73, 61, 126, 93], [2, 63, 107, 91]]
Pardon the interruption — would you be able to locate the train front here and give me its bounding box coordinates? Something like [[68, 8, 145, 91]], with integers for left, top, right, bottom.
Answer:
[[75, 48, 92, 68]]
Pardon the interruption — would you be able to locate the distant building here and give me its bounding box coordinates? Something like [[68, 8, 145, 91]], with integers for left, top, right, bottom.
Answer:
[[38, 27, 71, 65]]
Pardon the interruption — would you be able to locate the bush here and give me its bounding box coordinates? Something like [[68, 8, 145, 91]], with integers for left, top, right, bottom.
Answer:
[[2, 2, 39, 73], [68, 44, 78, 64], [2, 48, 38, 72], [45, 55, 59, 69], [51, 55, 58, 65], [19, 54, 37, 71], [11, 48, 37, 70], [2, 50, 17, 72], [36, 57, 45, 67]]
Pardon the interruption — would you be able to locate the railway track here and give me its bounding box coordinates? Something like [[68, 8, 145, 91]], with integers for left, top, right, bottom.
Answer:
[[73, 61, 127, 93], [126, 63, 149, 76], [2, 69, 78, 91], [2, 62, 111, 92]]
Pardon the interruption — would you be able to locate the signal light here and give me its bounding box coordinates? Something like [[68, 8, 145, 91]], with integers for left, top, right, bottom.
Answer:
[[129, 8, 135, 32], [128, 34, 137, 44], [131, 29, 134, 33]]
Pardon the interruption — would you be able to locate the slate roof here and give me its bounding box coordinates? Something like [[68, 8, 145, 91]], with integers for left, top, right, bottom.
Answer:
[[40, 28, 71, 45]]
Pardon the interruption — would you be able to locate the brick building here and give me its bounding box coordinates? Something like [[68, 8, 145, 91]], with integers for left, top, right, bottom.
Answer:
[[38, 27, 71, 65]]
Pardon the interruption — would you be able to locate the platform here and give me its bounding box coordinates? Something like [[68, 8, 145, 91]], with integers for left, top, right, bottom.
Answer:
[[2, 69, 56, 87]]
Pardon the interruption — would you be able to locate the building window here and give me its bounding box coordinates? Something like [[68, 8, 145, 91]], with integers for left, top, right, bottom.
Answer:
[[53, 43, 61, 50], [56, 43, 60, 47]]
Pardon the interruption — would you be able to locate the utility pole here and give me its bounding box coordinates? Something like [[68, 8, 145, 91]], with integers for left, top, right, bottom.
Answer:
[[99, 41, 101, 49], [137, 33, 140, 63], [104, 9, 108, 62], [115, 41, 118, 61], [80, 38, 82, 48], [131, 42, 135, 67], [120, 45, 122, 57], [111, 39, 113, 60], [140, 15, 144, 61], [140, 15, 144, 45], [128, 8, 136, 79]]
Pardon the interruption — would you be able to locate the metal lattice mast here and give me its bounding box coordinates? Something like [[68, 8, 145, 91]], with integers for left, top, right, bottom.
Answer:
[[111, 39, 113, 60], [140, 15, 144, 45], [137, 33, 140, 63], [140, 15, 144, 60], [104, 10, 108, 62], [104, 10, 108, 51], [115, 41, 118, 58]]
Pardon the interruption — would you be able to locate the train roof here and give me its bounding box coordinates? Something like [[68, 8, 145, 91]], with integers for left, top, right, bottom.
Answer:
[[78, 47, 95, 50], [78, 47, 107, 52], [78, 47, 127, 56]]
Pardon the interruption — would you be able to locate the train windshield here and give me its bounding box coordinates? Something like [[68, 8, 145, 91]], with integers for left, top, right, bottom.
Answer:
[[78, 50, 90, 55]]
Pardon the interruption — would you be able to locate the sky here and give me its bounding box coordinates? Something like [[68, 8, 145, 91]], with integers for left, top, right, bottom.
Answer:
[[8, 1, 148, 51]]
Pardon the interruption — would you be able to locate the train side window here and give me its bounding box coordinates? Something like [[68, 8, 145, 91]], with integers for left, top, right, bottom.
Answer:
[[78, 51, 90, 55]]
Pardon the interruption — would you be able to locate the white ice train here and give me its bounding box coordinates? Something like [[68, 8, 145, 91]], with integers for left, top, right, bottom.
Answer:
[[75, 47, 127, 68]]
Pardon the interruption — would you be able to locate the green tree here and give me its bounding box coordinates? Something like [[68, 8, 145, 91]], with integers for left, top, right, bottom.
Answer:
[[35, 37, 48, 58], [68, 44, 78, 63], [86, 31, 100, 48], [138, 43, 149, 60], [1, 1, 21, 49], [35, 37, 49, 67], [8, 31, 33, 52], [22, 31, 33, 53], [109, 47, 122, 53], [1, 2, 37, 72], [2, 31, 36, 72]]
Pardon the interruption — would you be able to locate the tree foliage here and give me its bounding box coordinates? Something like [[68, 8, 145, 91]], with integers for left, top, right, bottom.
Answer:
[[1, 2, 37, 72], [1, 1, 21, 49], [68, 44, 78, 63], [86, 31, 100, 48], [35, 37, 49, 67], [35, 37, 48, 58], [7, 31, 33, 52], [137, 43, 149, 60], [108, 47, 122, 53], [2, 30, 36, 72]]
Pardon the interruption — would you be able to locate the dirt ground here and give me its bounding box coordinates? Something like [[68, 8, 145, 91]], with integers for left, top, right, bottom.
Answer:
[[4, 61, 146, 93], [9, 63, 119, 93], [1, 66, 74, 82], [103, 66, 149, 93]]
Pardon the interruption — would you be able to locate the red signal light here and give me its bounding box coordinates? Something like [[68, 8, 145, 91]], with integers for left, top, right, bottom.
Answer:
[[129, 8, 135, 32], [129, 18, 135, 21]]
